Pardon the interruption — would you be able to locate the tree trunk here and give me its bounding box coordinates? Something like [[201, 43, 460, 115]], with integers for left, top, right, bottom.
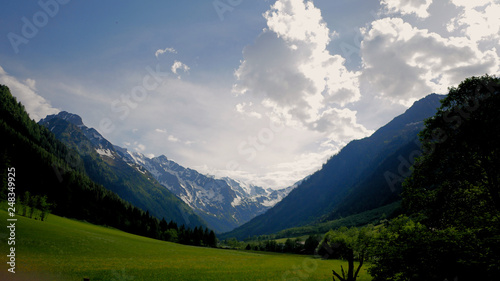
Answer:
[[332, 249, 359, 281], [347, 249, 354, 281], [353, 253, 365, 280]]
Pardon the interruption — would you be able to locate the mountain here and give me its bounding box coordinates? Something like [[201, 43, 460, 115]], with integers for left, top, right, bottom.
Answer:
[[39, 111, 206, 228], [0, 85, 181, 239], [223, 93, 444, 240], [114, 149, 296, 233], [40, 111, 294, 233]]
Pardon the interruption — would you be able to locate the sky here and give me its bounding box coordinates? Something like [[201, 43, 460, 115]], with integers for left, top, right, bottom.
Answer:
[[1, 0, 499, 189]]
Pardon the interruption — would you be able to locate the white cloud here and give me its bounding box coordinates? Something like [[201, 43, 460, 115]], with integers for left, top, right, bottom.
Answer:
[[167, 135, 179, 142], [448, 0, 492, 9], [360, 17, 499, 106], [312, 108, 371, 140], [381, 0, 433, 18], [171, 60, 190, 78], [155, 128, 167, 133], [135, 143, 146, 152], [236, 103, 262, 119], [0, 65, 59, 121], [155, 47, 177, 58], [447, 0, 500, 45], [233, 0, 369, 142]]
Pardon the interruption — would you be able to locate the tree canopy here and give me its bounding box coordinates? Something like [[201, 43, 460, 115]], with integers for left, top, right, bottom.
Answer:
[[320, 225, 376, 281], [370, 75, 500, 280]]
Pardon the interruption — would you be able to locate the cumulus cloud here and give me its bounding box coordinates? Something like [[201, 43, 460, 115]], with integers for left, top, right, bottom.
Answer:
[[233, 0, 370, 141], [448, 0, 492, 9], [381, 0, 433, 18], [0, 65, 59, 121], [153, 128, 181, 142], [171, 60, 190, 78], [134, 143, 146, 152], [447, 0, 500, 45], [155, 47, 177, 58], [167, 135, 179, 142], [360, 17, 499, 106], [236, 103, 262, 119]]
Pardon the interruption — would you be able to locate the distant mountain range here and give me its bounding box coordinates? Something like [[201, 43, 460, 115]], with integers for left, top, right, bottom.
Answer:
[[114, 147, 296, 233], [223, 94, 444, 240], [40, 111, 295, 233], [39, 111, 206, 228]]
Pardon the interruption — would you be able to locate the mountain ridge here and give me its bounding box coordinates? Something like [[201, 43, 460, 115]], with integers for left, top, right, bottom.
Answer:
[[40, 111, 295, 233], [115, 147, 296, 233], [39, 111, 207, 228], [222, 93, 445, 239]]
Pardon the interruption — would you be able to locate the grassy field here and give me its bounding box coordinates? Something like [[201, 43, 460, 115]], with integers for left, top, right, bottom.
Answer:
[[0, 207, 372, 281]]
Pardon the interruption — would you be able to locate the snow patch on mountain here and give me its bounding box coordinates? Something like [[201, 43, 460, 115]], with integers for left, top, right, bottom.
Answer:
[[114, 148, 298, 233], [95, 148, 114, 158]]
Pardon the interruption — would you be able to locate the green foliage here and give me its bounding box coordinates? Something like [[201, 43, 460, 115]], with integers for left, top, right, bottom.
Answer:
[[271, 201, 401, 239], [371, 75, 500, 280], [17, 192, 52, 221], [319, 225, 376, 281], [403, 75, 500, 227], [369, 216, 486, 281]]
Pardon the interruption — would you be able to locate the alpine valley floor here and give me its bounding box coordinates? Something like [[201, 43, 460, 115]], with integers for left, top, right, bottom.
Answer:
[[0, 206, 371, 281]]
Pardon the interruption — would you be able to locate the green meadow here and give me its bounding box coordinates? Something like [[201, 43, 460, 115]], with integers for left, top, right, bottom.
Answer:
[[0, 207, 371, 281]]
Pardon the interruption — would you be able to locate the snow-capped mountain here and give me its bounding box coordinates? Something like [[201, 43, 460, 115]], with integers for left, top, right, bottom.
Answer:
[[41, 111, 296, 233], [115, 148, 296, 233], [39, 111, 207, 228], [40, 111, 117, 157]]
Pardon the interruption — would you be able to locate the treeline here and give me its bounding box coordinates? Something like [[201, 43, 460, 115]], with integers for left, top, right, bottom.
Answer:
[[159, 218, 217, 247], [224, 235, 321, 255], [0, 85, 216, 248], [16, 191, 51, 221]]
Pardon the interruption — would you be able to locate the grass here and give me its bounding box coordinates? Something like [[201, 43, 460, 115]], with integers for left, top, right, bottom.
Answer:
[[0, 207, 372, 281], [274, 235, 310, 243], [273, 202, 401, 238]]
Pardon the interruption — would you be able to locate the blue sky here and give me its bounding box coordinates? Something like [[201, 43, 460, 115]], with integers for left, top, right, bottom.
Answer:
[[1, 0, 499, 188]]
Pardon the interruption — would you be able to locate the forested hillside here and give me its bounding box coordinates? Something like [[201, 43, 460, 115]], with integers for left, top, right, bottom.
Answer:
[[39, 112, 205, 229], [0, 85, 210, 244], [223, 94, 443, 240]]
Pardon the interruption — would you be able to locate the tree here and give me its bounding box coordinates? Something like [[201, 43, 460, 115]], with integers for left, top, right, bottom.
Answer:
[[403, 75, 500, 228], [37, 195, 51, 221], [163, 229, 178, 243], [371, 75, 500, 280], [284, 238, 295, 253], [22, 191, 30, 217], [304, 234, 320, 255], [369, 216, 470, 281], [29, 194, 38, 219], [320, 225, 376, 281], [208, 230, 217, 248]]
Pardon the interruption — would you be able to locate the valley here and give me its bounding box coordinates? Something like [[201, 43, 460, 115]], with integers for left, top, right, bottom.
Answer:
[[2, 74, 499, 280], [0, 206, 371, 281]]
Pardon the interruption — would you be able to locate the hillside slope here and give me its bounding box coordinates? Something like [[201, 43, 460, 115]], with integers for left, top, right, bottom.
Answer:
[[0, 85, 188, 238], [223, 94, 443, 239], [39, 111, 205, 228], [118, 149, 296, 233], [0, 206, 371, 281]]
